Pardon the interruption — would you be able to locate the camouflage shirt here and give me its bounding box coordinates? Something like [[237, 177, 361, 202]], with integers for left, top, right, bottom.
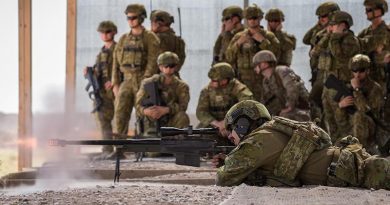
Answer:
[[135, 74, 190, 117], [94, 43, 116, 90], [213, 26, 245, 64], [156, 28, 186, 72], [112, 28, 160, 86], [196, 79, 253, 126], [273, 30, 296, 66]]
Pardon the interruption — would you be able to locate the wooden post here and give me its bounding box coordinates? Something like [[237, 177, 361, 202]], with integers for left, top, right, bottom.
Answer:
[[18, 0, 32, 171], [244, 0, 249, 8], [65, 0, 77, 115]]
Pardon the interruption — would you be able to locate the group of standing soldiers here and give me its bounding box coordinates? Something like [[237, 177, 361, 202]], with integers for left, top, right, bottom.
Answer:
[[86, 1, 389, 160]]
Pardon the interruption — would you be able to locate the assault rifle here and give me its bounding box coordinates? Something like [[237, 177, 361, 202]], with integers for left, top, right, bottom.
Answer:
[[85, 66, 103, 113], [49, 126, 235, 183]]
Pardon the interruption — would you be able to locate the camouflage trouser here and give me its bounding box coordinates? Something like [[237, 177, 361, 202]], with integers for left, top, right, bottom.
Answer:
[[239, 71, 262, 102], [94, 90, 115, 152], [322, 88, 352, 143], [309, 70, 325, 123], [350, 111, 376, 151], [141, 111, 190, 136], [114, 73, 142, 138]]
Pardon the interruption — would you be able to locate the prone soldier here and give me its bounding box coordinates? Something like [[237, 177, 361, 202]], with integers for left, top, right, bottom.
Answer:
[[214, 100, 390, 190]]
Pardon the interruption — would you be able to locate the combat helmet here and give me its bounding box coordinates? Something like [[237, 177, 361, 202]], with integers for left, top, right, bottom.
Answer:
[[252, 50, 277, 65], [225, 100, 271, 138], [315, 1, 340, 17], [208, 62, 235, 80], [362, 156, 390, 190], [244, 4, 264, 19], [157, 51, 180, 66], [97, 21, 117, 33], [222, 6, 243, 21], [125, 4, 147, 23], [328, 11, 353, 27], [151, 10, 174, 25], [265, 8, 285, 22], [364, 0, 388, 14], [350, 54, 371, 71]]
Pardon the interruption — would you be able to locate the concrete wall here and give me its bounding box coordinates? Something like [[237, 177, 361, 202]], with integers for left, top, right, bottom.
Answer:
[[75, 0, 390, 125]]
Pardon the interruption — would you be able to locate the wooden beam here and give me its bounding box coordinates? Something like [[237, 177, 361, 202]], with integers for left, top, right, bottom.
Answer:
[[18, 0, 32, 171], [65, 0, 77, 115]]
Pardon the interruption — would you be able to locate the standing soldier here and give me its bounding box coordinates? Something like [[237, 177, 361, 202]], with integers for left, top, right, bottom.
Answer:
[[150, 10, 186, 76], [226, 4, 280, 102], [196, 62, 253, 145], [321, 11, 360, 142], [84, 21, 117, 159], [112, 4, 160, 143], [358, 0, 390, 87], [213, 6, 245, 64], [265, 8, 296, 66], [135, 51, 190, 136], [252, 50, 310, 121], [303, 1, 340, 123]]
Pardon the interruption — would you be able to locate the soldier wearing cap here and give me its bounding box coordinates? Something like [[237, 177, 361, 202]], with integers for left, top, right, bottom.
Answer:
[[335, 54, 383, 152], [226, 4, 281, 102], [135, 51, 190, 135], [150, 10, 186, 76], [303, 1, 340, 125], [321, 11, 361, 141], [83, 21, 118, 159], [196, 62, 253, 144], [252, 50, 310, 121], [358, 0, 390, 87], [213, 100, 390, 191], [112, 4, 160, 140], [213, 6, 245, 64], [265, 8, 296, 66]]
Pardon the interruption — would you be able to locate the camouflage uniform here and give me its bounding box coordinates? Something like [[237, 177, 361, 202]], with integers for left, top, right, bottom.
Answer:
[[253, 50, 310, 121], [135, 51, 190, 135], [197, 63, 253, 127], [150, 10, 186, 74], [321, 11, 360, 141], [91, 21, 117, 152], [213, 6, 245, 64], [112, 4, 160, 137], [358, 0, 390, 86], [226, 5, 281, 102], [216, 100, 390, 190], [303, 2, 340, 122], [265, 8, 296, 66]]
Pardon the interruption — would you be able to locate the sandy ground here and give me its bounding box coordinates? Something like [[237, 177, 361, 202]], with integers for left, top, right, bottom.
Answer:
[[1, 158, 390, 205]]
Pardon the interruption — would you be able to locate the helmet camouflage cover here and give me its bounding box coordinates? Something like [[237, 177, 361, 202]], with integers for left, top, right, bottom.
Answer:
[[222, 6, 243, 20], [125, 4, 147, 21], [252, 50, 277, 65], [151, 10, 174, 25], [364, 0, 388, 13], [157, 51, 180, 66], [224, 100, 271, 131], [97, 21, 117, 33], [265, 8, 285, 21], [208, 62, 235, 80], [328, 10, 353, 27], [243, 4, 264, 19], [315, 1, 340, 16], [350, 54, 371, 71]]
